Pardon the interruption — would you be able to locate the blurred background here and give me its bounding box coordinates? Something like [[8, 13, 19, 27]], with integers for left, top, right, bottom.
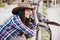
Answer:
[[0, 0, 60, 40]]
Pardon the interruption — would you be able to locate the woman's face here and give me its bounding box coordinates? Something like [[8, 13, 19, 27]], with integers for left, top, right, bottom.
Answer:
[[25, 9, 32, 18]]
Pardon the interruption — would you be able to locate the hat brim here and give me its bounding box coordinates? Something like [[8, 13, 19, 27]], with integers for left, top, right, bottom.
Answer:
[[12, 7, 34, 14]]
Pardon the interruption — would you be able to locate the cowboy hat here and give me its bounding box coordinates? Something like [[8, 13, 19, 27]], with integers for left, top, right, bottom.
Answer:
[[12, 3, 34, 14]]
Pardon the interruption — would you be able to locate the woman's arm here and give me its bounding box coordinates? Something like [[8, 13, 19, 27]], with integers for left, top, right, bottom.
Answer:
[[12, 15, 36, 37]]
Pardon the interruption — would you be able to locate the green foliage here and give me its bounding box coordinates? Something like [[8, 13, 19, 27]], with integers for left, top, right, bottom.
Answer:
[[0, 2, 5, 7], [42, 8, 47, 15]]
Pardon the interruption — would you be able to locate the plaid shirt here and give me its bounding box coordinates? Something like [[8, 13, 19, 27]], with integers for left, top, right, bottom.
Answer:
[[0, 15, 37, 40]]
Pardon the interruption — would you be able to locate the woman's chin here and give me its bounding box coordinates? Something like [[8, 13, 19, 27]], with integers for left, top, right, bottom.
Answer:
[[25, 16, 29, 18]]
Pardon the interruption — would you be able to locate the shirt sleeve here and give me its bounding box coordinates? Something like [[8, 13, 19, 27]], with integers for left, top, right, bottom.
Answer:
[[30, 22, 38, 29], [11, 15, 36, 37]]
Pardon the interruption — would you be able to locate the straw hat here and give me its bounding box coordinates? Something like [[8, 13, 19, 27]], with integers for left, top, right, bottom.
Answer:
[[12, 3, 34, 14]]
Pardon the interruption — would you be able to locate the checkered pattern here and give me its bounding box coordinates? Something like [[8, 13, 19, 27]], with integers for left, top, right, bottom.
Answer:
[[0, 15, 37, 40]]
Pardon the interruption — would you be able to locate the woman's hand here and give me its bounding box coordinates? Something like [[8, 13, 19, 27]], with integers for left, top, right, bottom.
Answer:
[[32, 7, 39, 24], [32, 7, 37, 14]]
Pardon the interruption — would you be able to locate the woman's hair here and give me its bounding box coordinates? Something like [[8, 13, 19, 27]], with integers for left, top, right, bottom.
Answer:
[[17, 9, 25, 24], [16, 9, 34, 27], [17, 9, 32, 26], [14, 9, 34, 38]]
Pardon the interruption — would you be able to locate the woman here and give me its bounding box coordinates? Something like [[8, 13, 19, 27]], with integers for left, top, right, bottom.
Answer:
[[0, 3, 38, 40]]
